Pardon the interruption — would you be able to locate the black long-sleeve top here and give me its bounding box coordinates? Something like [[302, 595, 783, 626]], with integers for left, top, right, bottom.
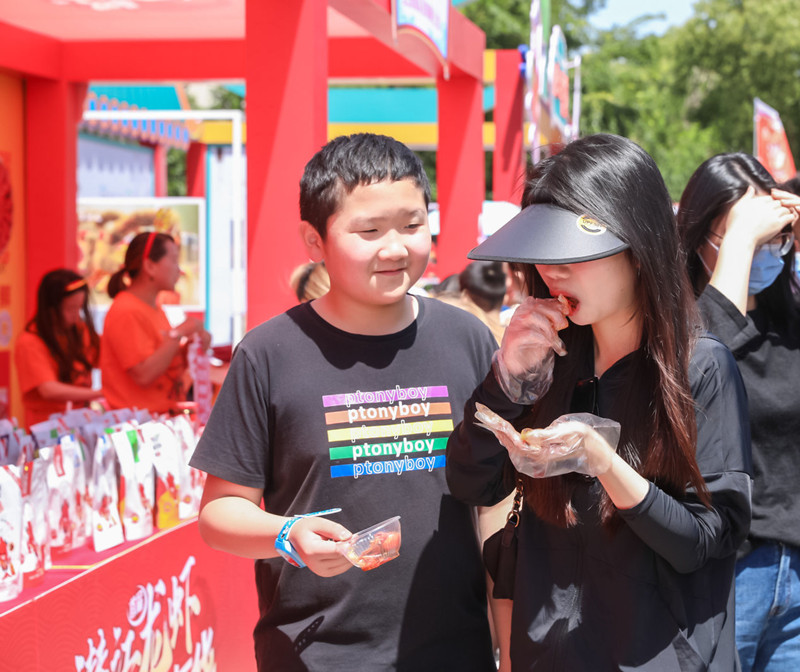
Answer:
[[446, 328, 752, 671], [698, 285, 800, 549]]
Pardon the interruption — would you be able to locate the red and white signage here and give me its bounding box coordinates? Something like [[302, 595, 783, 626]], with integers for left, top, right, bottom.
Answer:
[[754, 97, 797, 183]]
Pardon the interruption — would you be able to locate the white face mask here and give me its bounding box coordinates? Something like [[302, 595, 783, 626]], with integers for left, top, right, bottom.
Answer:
[[699, 235, 719, 278]]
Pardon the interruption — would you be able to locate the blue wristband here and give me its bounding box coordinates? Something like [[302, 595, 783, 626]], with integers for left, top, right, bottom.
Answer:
[[274, 508, 342, 568]]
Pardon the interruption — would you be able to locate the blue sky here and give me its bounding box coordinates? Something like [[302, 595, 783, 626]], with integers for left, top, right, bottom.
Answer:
[[590, 0, 697, 34]]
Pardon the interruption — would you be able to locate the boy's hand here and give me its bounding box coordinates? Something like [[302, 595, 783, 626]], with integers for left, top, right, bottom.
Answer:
[[289, 517, 353, 577]]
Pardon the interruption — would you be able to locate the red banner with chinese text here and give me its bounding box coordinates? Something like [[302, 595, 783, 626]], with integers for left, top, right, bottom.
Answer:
[[0, 520, 256, 672]]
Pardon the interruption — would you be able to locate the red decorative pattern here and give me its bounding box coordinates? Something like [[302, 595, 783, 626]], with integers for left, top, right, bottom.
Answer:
[[0, 157, 11, 257]]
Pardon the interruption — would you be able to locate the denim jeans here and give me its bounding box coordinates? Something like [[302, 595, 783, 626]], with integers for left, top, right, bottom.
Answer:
[[735, 541, 800, 672]]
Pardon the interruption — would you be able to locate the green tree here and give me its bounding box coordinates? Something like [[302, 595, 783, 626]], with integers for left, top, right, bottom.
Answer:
[[460, 0, 608, 49], [672, 0, 800, 156], [580, 23, 720, 198]]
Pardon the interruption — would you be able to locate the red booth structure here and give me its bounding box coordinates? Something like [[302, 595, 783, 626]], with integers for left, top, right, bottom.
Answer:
[[0, 0, 503, 331], [0, 3, 524, 667]]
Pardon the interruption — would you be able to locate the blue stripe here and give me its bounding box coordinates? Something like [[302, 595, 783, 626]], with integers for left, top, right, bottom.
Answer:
[[330, 454, 446, 479]]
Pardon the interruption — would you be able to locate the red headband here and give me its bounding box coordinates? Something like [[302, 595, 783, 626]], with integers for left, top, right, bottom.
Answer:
[[142, 231, 157, 263], [64, 278, 87, 293]]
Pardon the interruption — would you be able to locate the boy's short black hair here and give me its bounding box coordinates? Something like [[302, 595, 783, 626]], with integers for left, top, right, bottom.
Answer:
[[300, 133, 431, 238]]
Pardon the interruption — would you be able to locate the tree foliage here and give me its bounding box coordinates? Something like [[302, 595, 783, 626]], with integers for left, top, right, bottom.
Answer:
[[672, 0, 800, 155], [460, 0, 607, 50], [462, 0, 800, 199]]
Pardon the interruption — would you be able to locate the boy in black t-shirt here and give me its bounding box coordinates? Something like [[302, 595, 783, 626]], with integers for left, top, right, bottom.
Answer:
[[191, 133, 497, 671]]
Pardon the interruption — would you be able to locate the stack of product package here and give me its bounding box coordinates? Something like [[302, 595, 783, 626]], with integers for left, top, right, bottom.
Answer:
[[0, 408, 206, 603]]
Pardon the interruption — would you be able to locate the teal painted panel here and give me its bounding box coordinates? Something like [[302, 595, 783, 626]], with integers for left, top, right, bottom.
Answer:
[[329, 88, 437, 122], [222, 84, 495, 123], [89, 86, 183, 111]]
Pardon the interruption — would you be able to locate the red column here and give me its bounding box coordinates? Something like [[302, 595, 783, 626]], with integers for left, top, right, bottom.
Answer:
[[25, 78, 86, 316], [493, 49, 525, 205], [435, 72, 485, 279], [245, 0, 328, 328], [153, 143, 168, 197], [186, 142, 206, 197]]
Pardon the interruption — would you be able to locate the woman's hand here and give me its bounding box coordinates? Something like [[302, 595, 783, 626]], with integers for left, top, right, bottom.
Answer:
[[723, 186, 794, 249], [176, 318, 212, 351], [176, 317, 205, 339], [519, 416, 617, 478], [493, 296, 569, 404], [771, 188, 800, 236], [708, 187, 796, 314], [289, 516, 354, 577]]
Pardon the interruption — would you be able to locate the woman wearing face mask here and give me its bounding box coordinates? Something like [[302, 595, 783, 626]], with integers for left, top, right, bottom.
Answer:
[[678, 153, 800, 672], [14, 269, 103, 428], [101, 231, 211, 413]]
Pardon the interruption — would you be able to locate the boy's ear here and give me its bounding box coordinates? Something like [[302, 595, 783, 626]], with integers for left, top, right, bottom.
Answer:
[[300, 221, 324, 262]]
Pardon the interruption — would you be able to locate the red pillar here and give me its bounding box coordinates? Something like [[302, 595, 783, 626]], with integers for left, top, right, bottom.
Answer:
[[186, 142, 206, 197], [435, 72, 484, 279], [25, 78, 86, 316], [153, 143, 168, 197], [245, 0, 327, 328], [493, 49, 525, 205]]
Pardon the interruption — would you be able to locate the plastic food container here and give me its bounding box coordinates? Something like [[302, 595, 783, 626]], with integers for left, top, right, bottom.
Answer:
[[338, 516, 401, 571]]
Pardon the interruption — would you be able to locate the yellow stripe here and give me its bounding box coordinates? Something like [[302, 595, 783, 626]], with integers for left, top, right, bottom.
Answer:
[[484, 49, 496, 84], [196, 120, 532, 150], [327, 418, 454, 443]]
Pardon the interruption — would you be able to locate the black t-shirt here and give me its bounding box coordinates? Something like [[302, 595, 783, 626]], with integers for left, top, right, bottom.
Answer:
[[191, 297, 498, 672], [698, 285, 800, 548], [447, 328, 752, 670]]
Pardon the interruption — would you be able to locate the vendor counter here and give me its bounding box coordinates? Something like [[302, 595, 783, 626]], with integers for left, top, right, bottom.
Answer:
[[0, 519, 257, 671]]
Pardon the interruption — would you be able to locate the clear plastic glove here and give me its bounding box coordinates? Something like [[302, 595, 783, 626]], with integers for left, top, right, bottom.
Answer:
[[493, 296, 570, 404], [475, 404, 621, 478]]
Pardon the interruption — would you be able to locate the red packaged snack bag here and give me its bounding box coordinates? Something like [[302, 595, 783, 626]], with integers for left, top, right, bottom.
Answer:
[[0, 465, 23, 601], [91, 433, 124, 553], [40, 442, 80, 557], [111, 428, 154, 541], [139, 422, 182, 530], [167, 415, 205, 520], [19, 457, 51, 588]]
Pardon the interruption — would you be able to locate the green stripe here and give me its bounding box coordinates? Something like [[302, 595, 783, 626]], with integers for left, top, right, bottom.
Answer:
[[329, 436, 449, 461]]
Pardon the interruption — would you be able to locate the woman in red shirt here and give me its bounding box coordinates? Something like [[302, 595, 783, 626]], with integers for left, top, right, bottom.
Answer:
[[14, 269, 103, 427], [100, 231, 210, 413]]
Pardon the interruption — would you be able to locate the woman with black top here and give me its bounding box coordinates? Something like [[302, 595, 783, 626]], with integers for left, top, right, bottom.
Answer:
[[446, 134, 752, 670], [678, 153, 800, 672]]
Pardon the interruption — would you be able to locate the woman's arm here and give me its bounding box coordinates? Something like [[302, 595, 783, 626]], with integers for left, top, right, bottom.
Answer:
[[618, 337, 752, 573], [708, 188, 794, 314], [126, 333, 183, 387], [126, 317, 209, 387], [446, 371, 527, 506], [36, 380, 103, 403]]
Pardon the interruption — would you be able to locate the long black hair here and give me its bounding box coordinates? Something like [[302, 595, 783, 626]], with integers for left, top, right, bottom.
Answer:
[[26, 269, 100, 384], [517, 134, 709, 526], [107, 231, 175, 298], [677, 152, 800, 331]]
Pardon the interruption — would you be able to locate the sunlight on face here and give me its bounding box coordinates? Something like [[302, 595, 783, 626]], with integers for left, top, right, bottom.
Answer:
[[535, 252, 639, 331], [320, 179, 430, 309]]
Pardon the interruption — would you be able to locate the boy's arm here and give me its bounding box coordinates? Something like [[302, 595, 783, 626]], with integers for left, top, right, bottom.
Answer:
[[198, 474, 354, 577]]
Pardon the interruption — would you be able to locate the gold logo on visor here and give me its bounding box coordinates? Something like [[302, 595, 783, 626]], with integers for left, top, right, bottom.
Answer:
[[576, 215, 606, 235]]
